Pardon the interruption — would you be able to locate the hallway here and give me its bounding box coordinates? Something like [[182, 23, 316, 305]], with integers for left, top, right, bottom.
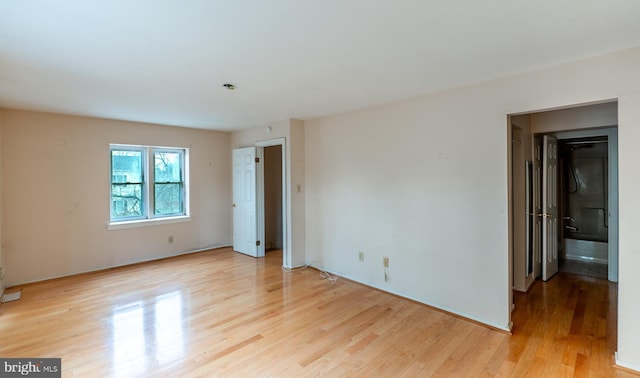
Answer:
[[511, 272, 624, 376]]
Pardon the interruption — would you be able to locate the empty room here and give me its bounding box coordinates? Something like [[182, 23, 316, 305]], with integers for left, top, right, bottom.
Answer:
[[2, 1, 640, 376]]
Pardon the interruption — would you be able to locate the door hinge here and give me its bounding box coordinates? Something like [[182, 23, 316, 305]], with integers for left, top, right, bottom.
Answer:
[[256, 240, 261, 246], [255, 157, 260, 163]]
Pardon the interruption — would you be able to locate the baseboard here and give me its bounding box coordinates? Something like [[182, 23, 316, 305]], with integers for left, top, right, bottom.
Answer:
[[5, 244, 232, 288], [615, 352, 640, 374], [308, 262, 512, 334]]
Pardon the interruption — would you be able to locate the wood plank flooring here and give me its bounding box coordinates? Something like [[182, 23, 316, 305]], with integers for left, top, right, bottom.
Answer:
[[559, 258, 608, 280], [0, 247, 636, 377]]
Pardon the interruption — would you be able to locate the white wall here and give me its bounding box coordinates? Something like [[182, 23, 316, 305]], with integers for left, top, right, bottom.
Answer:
[[289, 119, 306, 267], [617, 92, 640, 371], [305, 90, 510, 330], [1, 109, 231, 286], [231, 119, 306, 267], [304, 47, 640, 368], [530, 101, 618, 133]]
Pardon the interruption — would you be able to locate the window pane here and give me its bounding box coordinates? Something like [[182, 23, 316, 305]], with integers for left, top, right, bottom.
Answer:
[[111, 148, 144, 220], [155, 183, 182, 215], [112, 150, 143, 183], [154, 151, 181, 183], [110, 145, 187, 223], [111, 184, 144, 218]]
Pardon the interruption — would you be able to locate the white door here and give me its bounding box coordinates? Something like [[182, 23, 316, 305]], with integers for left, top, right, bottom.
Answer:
[[542, 135, 559, 281], [533, 137, 542, 278], [233, 147, 258, 257]]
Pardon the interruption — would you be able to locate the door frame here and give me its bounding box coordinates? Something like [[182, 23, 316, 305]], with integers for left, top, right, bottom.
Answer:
[[550, 127, 618, 282], [255, 138, 288, 266]]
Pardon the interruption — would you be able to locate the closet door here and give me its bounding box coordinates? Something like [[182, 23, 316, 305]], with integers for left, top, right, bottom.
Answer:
[[542, 135, 559, 281]]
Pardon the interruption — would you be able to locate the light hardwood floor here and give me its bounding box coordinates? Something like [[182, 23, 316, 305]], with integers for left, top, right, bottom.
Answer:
[[0, 247, 636, 377]]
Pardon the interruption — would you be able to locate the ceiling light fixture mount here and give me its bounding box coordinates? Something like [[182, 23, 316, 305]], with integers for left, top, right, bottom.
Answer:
[[222, 83, 236, 90]]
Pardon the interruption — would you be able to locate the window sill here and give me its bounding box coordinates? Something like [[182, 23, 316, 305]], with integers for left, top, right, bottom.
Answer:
[[107, 216, 191, 230]]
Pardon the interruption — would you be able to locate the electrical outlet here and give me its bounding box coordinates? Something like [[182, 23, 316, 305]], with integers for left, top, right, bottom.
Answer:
[[383, 257, 389, 267], [358, 251, 365, 262], [168, 236, 174, 244]]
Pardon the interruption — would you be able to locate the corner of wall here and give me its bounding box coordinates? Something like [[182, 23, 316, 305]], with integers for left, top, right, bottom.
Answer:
[[0, 107, 4, 297], [289, 119, 306, 267]]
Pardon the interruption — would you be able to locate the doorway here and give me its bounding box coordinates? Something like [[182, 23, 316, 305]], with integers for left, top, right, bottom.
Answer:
[[509, 102, 618, 294], [232, 138, 287, 267], [256, 139, 287, 266], [508, 103, 619, 362], [263, 145, 283, 253], [558, 136, 609, 279]]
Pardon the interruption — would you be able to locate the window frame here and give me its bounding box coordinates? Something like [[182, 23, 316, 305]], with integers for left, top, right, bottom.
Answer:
[[153, 148, 186, 217], [109, 144, 189, 227]]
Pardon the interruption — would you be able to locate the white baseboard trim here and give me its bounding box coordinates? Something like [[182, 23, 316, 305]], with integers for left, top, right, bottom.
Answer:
[[615, 352, 640, 374], [7, 243, 232, 287], [307, 263, 512, 333]]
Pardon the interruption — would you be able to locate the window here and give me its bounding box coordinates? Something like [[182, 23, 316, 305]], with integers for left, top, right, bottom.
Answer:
[[110, 145, 188, 223], [154, 149, 185, 216]]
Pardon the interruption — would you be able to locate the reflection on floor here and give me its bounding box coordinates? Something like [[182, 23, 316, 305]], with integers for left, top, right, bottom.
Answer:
[[1, 247, 630, 376], [559, 258, 608, 280]]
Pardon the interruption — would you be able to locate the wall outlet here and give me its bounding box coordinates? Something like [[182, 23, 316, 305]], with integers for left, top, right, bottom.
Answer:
[[383, 257, 389, 267], [168, 236, 174, 244], [358, 251, 365, 262], [0, 267, 4, 280]]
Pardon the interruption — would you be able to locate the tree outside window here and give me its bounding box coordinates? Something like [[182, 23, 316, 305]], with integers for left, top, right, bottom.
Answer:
[[110, 145, 187, 222]]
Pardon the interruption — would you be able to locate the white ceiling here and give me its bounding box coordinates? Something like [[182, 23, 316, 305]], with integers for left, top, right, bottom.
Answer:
[[1, 1, 640, 131]]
